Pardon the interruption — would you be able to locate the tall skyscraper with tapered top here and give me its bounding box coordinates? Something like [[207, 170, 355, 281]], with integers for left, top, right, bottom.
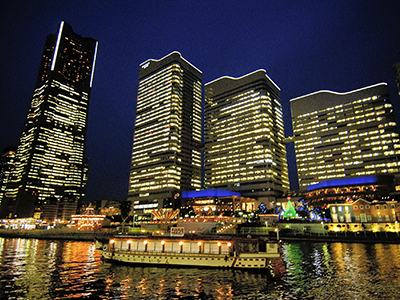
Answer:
[[128, 52, 202, 220], [0, 21, 98, 218], [291, 83, 400, 191], [204, 70, 289, 208]]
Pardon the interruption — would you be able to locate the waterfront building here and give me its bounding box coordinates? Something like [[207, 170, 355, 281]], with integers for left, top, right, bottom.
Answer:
[[305, 175, 394, 208], [291, 83, 400, 190], [98, 200, 122, 216], [204, 70, 289, 207], [181, 189, 257, 216], [0, 21, 98, 218], [128, 52, 202, 219], [329, 198, 399, 223]]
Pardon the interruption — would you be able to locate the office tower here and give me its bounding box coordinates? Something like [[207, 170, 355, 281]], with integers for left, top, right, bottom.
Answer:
[[204, 70, 289, 206], [0, 21, 98, 218], [291, 83, 400, 190], [128, 52, 202, 219]]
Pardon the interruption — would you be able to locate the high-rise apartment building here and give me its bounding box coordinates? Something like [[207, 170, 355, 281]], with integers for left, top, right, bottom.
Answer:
[[128, 52, 202, 219], [204, 70, 289, 206], [291, 83, 400, 190], [0, 21, 98, 218]]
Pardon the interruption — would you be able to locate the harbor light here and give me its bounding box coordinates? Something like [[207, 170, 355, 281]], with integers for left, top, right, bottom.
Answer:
[[179, 241, 184, 253]]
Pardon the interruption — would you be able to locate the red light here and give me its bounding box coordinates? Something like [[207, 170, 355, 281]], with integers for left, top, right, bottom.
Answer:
[[150, 132, 152, 134]]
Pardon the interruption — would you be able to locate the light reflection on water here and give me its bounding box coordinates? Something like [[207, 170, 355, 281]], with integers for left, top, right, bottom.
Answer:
[[0, 238, 400, 299]]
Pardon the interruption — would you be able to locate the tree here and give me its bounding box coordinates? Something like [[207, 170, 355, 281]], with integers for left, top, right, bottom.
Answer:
[[120, 200, 132, 233]]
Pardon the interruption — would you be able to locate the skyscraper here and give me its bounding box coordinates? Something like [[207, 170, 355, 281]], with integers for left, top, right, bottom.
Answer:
[[291, 83, 400, 190], [204, 70, 289, 207], [128, 52, 202, 219], [0, 21, 98, 218]]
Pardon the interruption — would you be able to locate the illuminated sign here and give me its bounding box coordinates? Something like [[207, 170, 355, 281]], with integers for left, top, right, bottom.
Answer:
[[170, 227, 184, 237]]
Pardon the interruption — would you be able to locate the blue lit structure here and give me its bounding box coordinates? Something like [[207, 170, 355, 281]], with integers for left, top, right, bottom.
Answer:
[[182, 189, 241, 199], [307, 176, 379, 191]]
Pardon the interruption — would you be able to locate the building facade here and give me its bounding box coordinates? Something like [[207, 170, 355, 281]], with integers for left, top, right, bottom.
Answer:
[[305, 175, 394, 208], [181, 189, 257, 217], [291, 83, 400, 190], [204, 70, 289, 207], [0, 21, 98, 218], [128, 52, 202, 219], [329, 199, 400, 223]]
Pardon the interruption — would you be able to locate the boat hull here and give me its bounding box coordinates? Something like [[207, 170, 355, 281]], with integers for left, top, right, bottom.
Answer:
[[101, 250, 280, 269]]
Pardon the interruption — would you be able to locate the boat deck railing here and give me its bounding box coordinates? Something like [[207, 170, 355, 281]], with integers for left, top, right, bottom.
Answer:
[[108, 249, 231, 258]]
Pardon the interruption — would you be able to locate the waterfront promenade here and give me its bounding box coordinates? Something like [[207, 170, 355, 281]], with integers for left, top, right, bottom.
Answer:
[[0, 228, 113, 241], [1, 222, 400, 244]]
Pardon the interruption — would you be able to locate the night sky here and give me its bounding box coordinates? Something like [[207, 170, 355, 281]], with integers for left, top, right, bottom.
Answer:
[[1, 1, 400, 202]]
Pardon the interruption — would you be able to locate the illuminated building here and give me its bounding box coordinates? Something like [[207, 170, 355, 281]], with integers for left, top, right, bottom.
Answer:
[[305, 175, 394, 207], [0, 147, 17, 206], [329, 199, 400, 223], [291, 83, 400, 190], [181, 189, 257, 216], [128, 52, 202, 219], [71, 206, 105, 230], [204, 70, 289, 207], [0, 21, 98, 218]]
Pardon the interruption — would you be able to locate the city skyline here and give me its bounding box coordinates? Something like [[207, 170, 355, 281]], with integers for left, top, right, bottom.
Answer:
[[1, 1, 400, 202]]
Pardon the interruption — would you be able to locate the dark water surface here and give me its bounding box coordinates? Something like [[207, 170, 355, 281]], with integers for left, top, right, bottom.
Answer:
[[0, 237, 400, 299]]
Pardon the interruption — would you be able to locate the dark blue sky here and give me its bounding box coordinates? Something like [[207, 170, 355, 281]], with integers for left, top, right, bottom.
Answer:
[[1, 1, 400, 202]]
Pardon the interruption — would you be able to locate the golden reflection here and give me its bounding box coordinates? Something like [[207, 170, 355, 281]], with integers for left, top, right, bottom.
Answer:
[[375, 244, 400, 277], [136, 277, 149, 296], [156, 279, 166, 297], [174, 275, 183, 296]]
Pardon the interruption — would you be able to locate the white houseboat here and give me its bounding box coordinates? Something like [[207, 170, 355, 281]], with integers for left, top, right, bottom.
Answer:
[[98, 235, 281, 272]]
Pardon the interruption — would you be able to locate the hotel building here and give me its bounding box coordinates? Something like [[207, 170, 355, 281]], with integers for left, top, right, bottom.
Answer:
[[204, 70, 289, 207], [128, 52, 202, 219], [0, 21, 98, 218], [291, 83, 400, 191]]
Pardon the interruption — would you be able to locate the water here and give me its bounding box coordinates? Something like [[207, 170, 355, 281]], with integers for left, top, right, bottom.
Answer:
[[0, 238, 400, 299]]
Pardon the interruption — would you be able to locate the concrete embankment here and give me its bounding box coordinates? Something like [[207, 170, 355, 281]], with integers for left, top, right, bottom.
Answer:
[[0, 229, 114, 242]]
